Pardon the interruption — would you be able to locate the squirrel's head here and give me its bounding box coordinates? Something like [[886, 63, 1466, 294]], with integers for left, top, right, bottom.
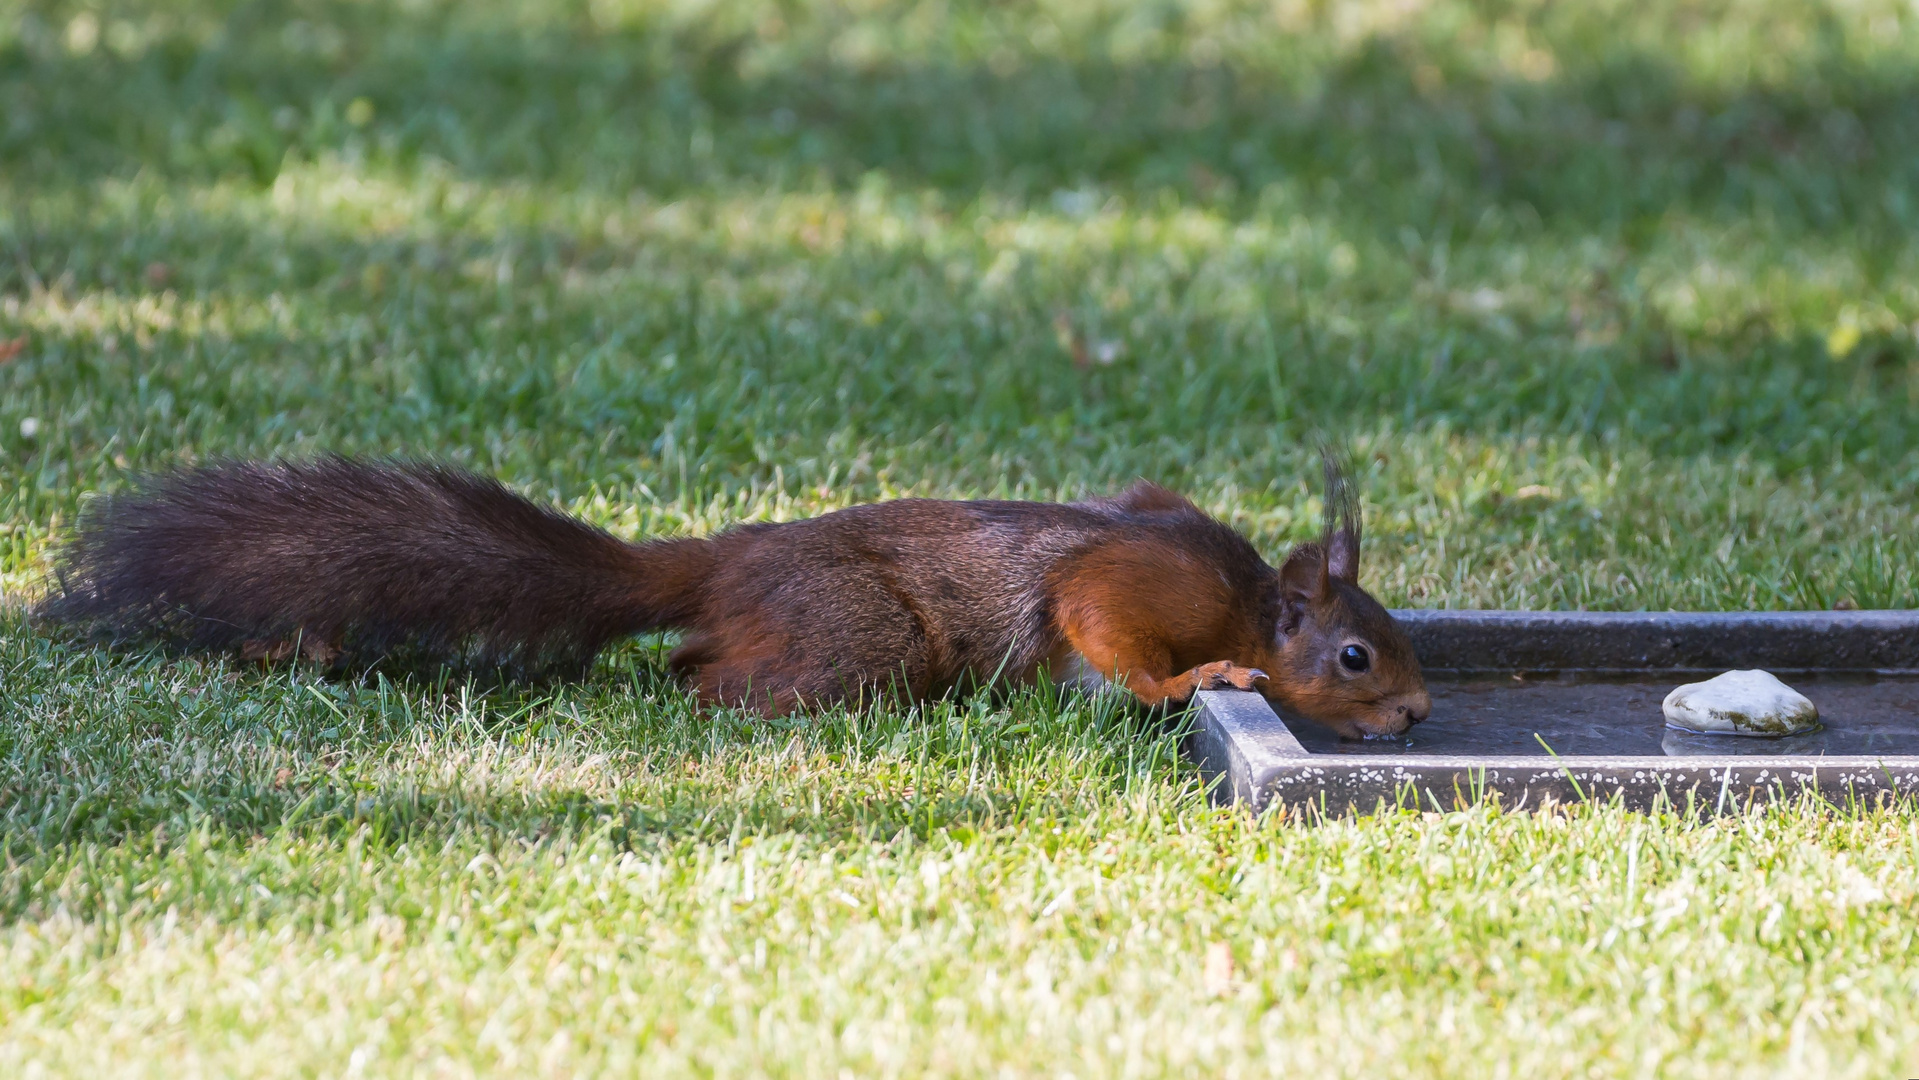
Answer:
[[1262, 456, 1430, 739]]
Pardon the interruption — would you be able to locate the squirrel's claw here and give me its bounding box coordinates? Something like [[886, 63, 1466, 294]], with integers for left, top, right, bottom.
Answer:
[[1194, 662, 1268, 692]]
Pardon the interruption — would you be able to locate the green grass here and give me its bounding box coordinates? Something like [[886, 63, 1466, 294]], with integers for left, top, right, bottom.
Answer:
[[3, 0, 1919, 1074]]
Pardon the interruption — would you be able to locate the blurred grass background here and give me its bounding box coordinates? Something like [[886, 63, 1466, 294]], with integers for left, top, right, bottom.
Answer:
[[2, 1, 1918, 1075]]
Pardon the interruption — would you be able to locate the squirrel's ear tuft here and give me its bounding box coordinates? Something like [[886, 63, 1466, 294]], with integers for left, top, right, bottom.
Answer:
[[1326, 528, 1360, 584], [1318, 446, 1363, 583]]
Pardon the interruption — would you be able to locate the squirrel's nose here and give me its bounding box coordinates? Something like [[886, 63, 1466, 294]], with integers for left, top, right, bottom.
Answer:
[[1398, 692, 1433, 725]]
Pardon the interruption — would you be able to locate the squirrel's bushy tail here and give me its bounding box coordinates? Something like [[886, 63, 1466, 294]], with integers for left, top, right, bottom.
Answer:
[[37, 457, 714, 674]]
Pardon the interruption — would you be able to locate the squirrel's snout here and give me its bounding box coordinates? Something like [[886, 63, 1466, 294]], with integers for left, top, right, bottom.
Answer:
[[1396, 691, 1433, 726]]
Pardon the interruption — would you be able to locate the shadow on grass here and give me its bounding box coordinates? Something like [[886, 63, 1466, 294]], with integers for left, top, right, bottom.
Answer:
[[0, 627, 1192, 861], [4, 182, 1916, 487], [3, 0, 1916, 246], [0, 763, 1055, 852]]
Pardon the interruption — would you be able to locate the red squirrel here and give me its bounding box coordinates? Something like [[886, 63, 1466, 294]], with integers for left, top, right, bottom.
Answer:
[[39, 455, 1431, 738]]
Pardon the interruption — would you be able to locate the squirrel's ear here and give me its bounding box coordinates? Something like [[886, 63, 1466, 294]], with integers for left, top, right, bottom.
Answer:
[[1278, 542, 1329, 633], [1326, 527, 1360, 584]]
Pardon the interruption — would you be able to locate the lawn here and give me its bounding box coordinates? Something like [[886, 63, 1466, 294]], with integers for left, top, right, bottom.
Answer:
[[3, 0, 1919, 1074]]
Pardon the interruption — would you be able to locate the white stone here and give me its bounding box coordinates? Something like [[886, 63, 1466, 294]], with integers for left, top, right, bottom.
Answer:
[[1662, 670, 1820, 736]]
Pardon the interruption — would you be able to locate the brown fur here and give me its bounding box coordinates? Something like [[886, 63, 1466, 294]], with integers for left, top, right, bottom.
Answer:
[[38, 457, 1430, 736]]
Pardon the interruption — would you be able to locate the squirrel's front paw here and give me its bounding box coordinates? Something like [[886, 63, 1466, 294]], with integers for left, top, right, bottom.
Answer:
[[1193, 662, 1268, 692]]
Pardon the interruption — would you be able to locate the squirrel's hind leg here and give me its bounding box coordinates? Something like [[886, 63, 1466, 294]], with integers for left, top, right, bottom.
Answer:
[[669, 584, 935, 718]]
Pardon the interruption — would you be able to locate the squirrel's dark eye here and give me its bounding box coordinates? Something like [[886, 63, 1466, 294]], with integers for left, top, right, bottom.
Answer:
[[1339, 644, 1371, 672]]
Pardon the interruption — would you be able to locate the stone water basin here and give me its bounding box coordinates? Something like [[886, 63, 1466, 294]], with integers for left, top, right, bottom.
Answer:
[[1280, 671, 1919, 759]]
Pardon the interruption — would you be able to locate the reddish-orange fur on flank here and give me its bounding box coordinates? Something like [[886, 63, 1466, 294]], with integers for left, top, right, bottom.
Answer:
[[39, 460, 1429, 737]]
